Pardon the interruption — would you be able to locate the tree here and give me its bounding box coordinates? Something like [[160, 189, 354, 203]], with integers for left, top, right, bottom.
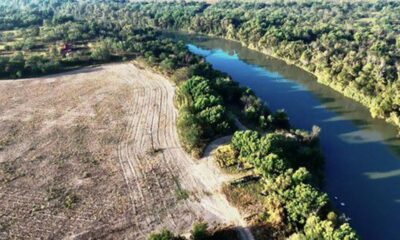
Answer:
[[193, 95, 222, 112], [198, 104, 230, 135], [231, 130, 260, 157], [90, 39, 112, 61], [299, 215, 358, 240], [240, 93, 269, 122], [253, 153, 288, 179], [177, 109, 203, 153], [285, 183, 329, 225], [160, 58, 175, 71], [271, 109, 290, 129]]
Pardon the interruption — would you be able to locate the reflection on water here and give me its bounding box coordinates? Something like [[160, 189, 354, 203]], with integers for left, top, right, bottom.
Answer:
[[365, 169, 400, 180], [339, 130, 384, 144], [167, 32, 400, 240]]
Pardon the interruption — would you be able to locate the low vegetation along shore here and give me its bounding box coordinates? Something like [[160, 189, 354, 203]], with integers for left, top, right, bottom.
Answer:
[[0, 1, 365, 239]]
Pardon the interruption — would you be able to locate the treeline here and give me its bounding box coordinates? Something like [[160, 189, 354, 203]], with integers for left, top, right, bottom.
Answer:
[[110, 1, 400, 129], [0, 25, 156, 78], [173, 62, 291, 157], [215, 129, 357, 239]]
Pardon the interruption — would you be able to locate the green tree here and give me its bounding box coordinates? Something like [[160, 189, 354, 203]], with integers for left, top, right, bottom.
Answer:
[[285, 184, 329, 225], [91, 39, 112, 61], [253, 153, 288, 179], [177, 109, 203, 153]]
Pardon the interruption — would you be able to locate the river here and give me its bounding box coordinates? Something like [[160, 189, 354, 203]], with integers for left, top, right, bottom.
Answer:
[[168, 33, 400, 239]]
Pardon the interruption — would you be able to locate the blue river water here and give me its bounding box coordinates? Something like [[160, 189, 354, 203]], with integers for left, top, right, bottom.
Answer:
[[174, 34, 400, 239]]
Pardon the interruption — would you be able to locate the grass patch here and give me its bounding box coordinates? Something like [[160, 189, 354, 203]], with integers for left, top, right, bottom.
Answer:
[[172, 176, 189, 200], [0, 162, 16, 183], [222, 180, 264, 223], [63, 194, 78, 209], [45, 186, 79, 209]]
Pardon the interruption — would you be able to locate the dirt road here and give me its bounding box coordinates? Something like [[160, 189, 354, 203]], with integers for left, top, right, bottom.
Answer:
[[0, 63, 253, 239]]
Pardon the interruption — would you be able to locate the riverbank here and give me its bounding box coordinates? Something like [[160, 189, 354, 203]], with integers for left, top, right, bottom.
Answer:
[[137, 36, 359, 238], [173, 30, 400, 133], [183, 40, 400, 239]]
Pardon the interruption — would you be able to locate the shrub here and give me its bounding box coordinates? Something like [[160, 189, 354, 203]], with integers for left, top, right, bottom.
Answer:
[[148, 229, 185, 240], [271, 109, 290, 130], [191, 222, 209, 240], [171, 67, 192, 84], [213, 144, 238, 167], [177, 109, 203, 154], [90, 39, 112, 61]]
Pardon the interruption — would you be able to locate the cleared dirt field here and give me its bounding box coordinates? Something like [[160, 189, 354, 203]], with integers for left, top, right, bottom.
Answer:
[[0, 63, 247, 239]]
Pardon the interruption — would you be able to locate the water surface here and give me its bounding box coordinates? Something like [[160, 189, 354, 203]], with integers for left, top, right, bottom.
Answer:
[[171, 33, 400, 240]]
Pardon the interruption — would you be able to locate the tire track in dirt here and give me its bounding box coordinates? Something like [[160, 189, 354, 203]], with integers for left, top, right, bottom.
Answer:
[[117, 69, 178, 237], [151, 75, 196, 229], [143, 75, 189, 229], [117, 87, 146, 238], [115, 63, 253, 239], [150, 87, 180, 227]]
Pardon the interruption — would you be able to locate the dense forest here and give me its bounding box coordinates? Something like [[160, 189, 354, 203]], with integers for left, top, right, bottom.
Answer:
[[120, 0, 400, 130], [0, 0, 362, 239]]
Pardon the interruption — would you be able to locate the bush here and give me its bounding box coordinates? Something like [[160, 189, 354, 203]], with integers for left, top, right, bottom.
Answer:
[[148, 229, 185, 240], [177, 109, 203, 155], [191, 222, 209, 240], [271, 109, 290, 130], [213, 144, 238, 167], [90, 39, 112, 61], [171, 67, 192, 84]]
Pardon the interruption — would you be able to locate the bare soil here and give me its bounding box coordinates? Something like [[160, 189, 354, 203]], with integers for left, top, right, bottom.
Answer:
[[0, 63, 249, 239]]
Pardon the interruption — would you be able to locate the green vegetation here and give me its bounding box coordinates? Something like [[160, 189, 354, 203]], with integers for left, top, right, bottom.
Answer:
[[176, 75, 233, 156], [148, 229, 185, 240], [172, 176, 189, 200], [0, 0, 282, 156], [214, 129, 357, 238], [112, 1, 399, 129], [148, 222, 239, 240], [5, 0, 398, 128], [0, 1, 364, 238]]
